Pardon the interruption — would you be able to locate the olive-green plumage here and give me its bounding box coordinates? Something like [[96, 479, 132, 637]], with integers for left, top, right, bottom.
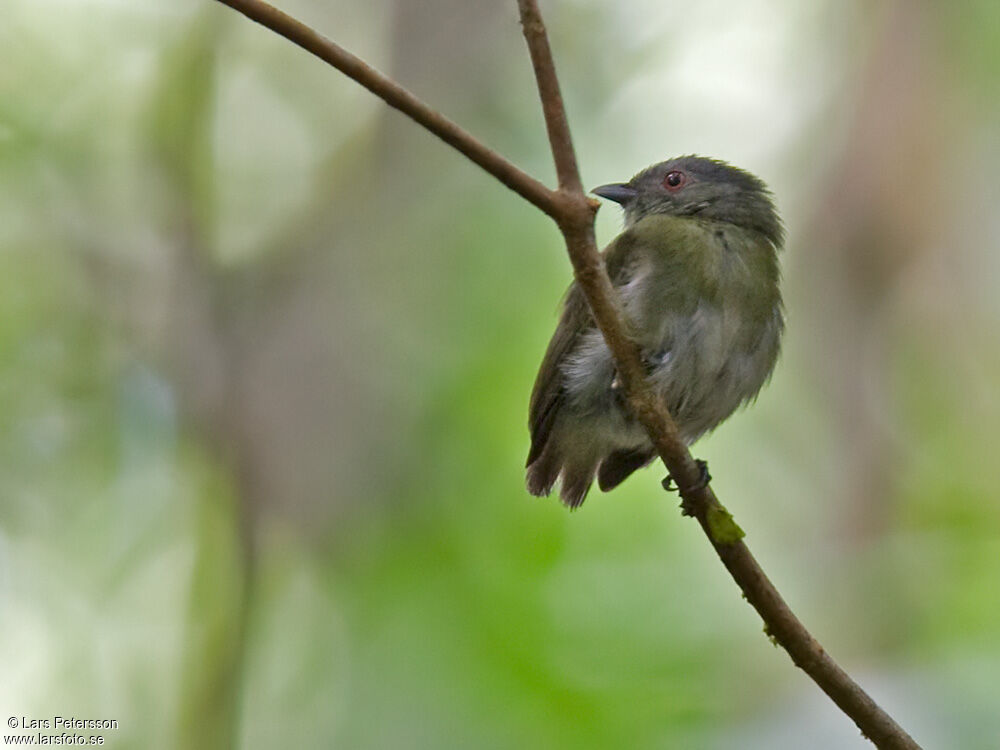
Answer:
[[526, 156, 784, 507]]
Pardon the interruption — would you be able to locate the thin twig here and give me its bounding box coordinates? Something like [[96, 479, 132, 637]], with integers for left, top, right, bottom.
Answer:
[[212, 0, 922, 747], [212, 0, 559, 218], [516, 0, 583, 194]]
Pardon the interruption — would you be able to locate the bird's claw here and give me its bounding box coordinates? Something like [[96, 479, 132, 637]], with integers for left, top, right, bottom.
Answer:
[[661, 459, 712, 516]]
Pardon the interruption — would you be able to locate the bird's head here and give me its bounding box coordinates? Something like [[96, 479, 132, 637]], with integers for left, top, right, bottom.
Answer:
[[592, 155, 783, 247]]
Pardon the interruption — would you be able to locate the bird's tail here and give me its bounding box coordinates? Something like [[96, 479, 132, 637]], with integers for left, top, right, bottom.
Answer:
[[526, 440, 597, 509]]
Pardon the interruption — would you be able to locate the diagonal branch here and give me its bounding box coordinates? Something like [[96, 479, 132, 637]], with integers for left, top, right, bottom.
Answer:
[[515, 3, 919, 749], [212, 0, 559, 218], [212, 0, 922, 747]]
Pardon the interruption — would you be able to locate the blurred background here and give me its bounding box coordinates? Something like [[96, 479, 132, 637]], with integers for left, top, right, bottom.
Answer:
[[1, 0, 998, 747]]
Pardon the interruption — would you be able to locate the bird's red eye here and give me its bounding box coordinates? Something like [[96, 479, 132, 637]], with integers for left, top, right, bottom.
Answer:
[[663, 171, 686, 190]]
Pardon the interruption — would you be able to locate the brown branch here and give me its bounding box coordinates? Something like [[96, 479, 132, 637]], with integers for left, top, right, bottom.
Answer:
[[515, 4, 919, 748], [212, 0, 921, 747], [212, 0, 560, 219], [516, 0, 584, 194]]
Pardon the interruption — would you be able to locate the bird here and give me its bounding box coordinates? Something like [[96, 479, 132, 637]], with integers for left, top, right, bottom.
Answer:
[[526, 155, 784, 508]]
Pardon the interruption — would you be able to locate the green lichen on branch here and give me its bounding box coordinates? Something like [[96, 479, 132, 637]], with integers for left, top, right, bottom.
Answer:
[[763, 623, 780, 648], [706, 502, 745, 545]]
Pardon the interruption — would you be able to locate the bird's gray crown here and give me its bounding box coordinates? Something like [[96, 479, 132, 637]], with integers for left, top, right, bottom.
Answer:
[[593, 155, 784, 248]]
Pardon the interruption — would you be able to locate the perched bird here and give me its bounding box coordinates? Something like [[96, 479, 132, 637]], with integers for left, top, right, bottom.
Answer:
[[526, 156, 784, 508]]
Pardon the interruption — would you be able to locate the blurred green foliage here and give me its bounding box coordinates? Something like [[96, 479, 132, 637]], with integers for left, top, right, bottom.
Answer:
[[1, 1, 999, 749]]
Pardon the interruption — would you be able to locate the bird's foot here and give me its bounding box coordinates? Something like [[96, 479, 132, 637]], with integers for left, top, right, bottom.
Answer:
[[661, 459, 712, 516]]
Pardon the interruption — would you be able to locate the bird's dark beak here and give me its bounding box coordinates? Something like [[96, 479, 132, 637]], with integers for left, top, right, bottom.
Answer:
[[591, 182, 637, 205]]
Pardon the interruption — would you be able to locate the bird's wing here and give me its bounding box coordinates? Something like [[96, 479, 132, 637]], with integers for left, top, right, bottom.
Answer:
[[526, 232, 639, 466]]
